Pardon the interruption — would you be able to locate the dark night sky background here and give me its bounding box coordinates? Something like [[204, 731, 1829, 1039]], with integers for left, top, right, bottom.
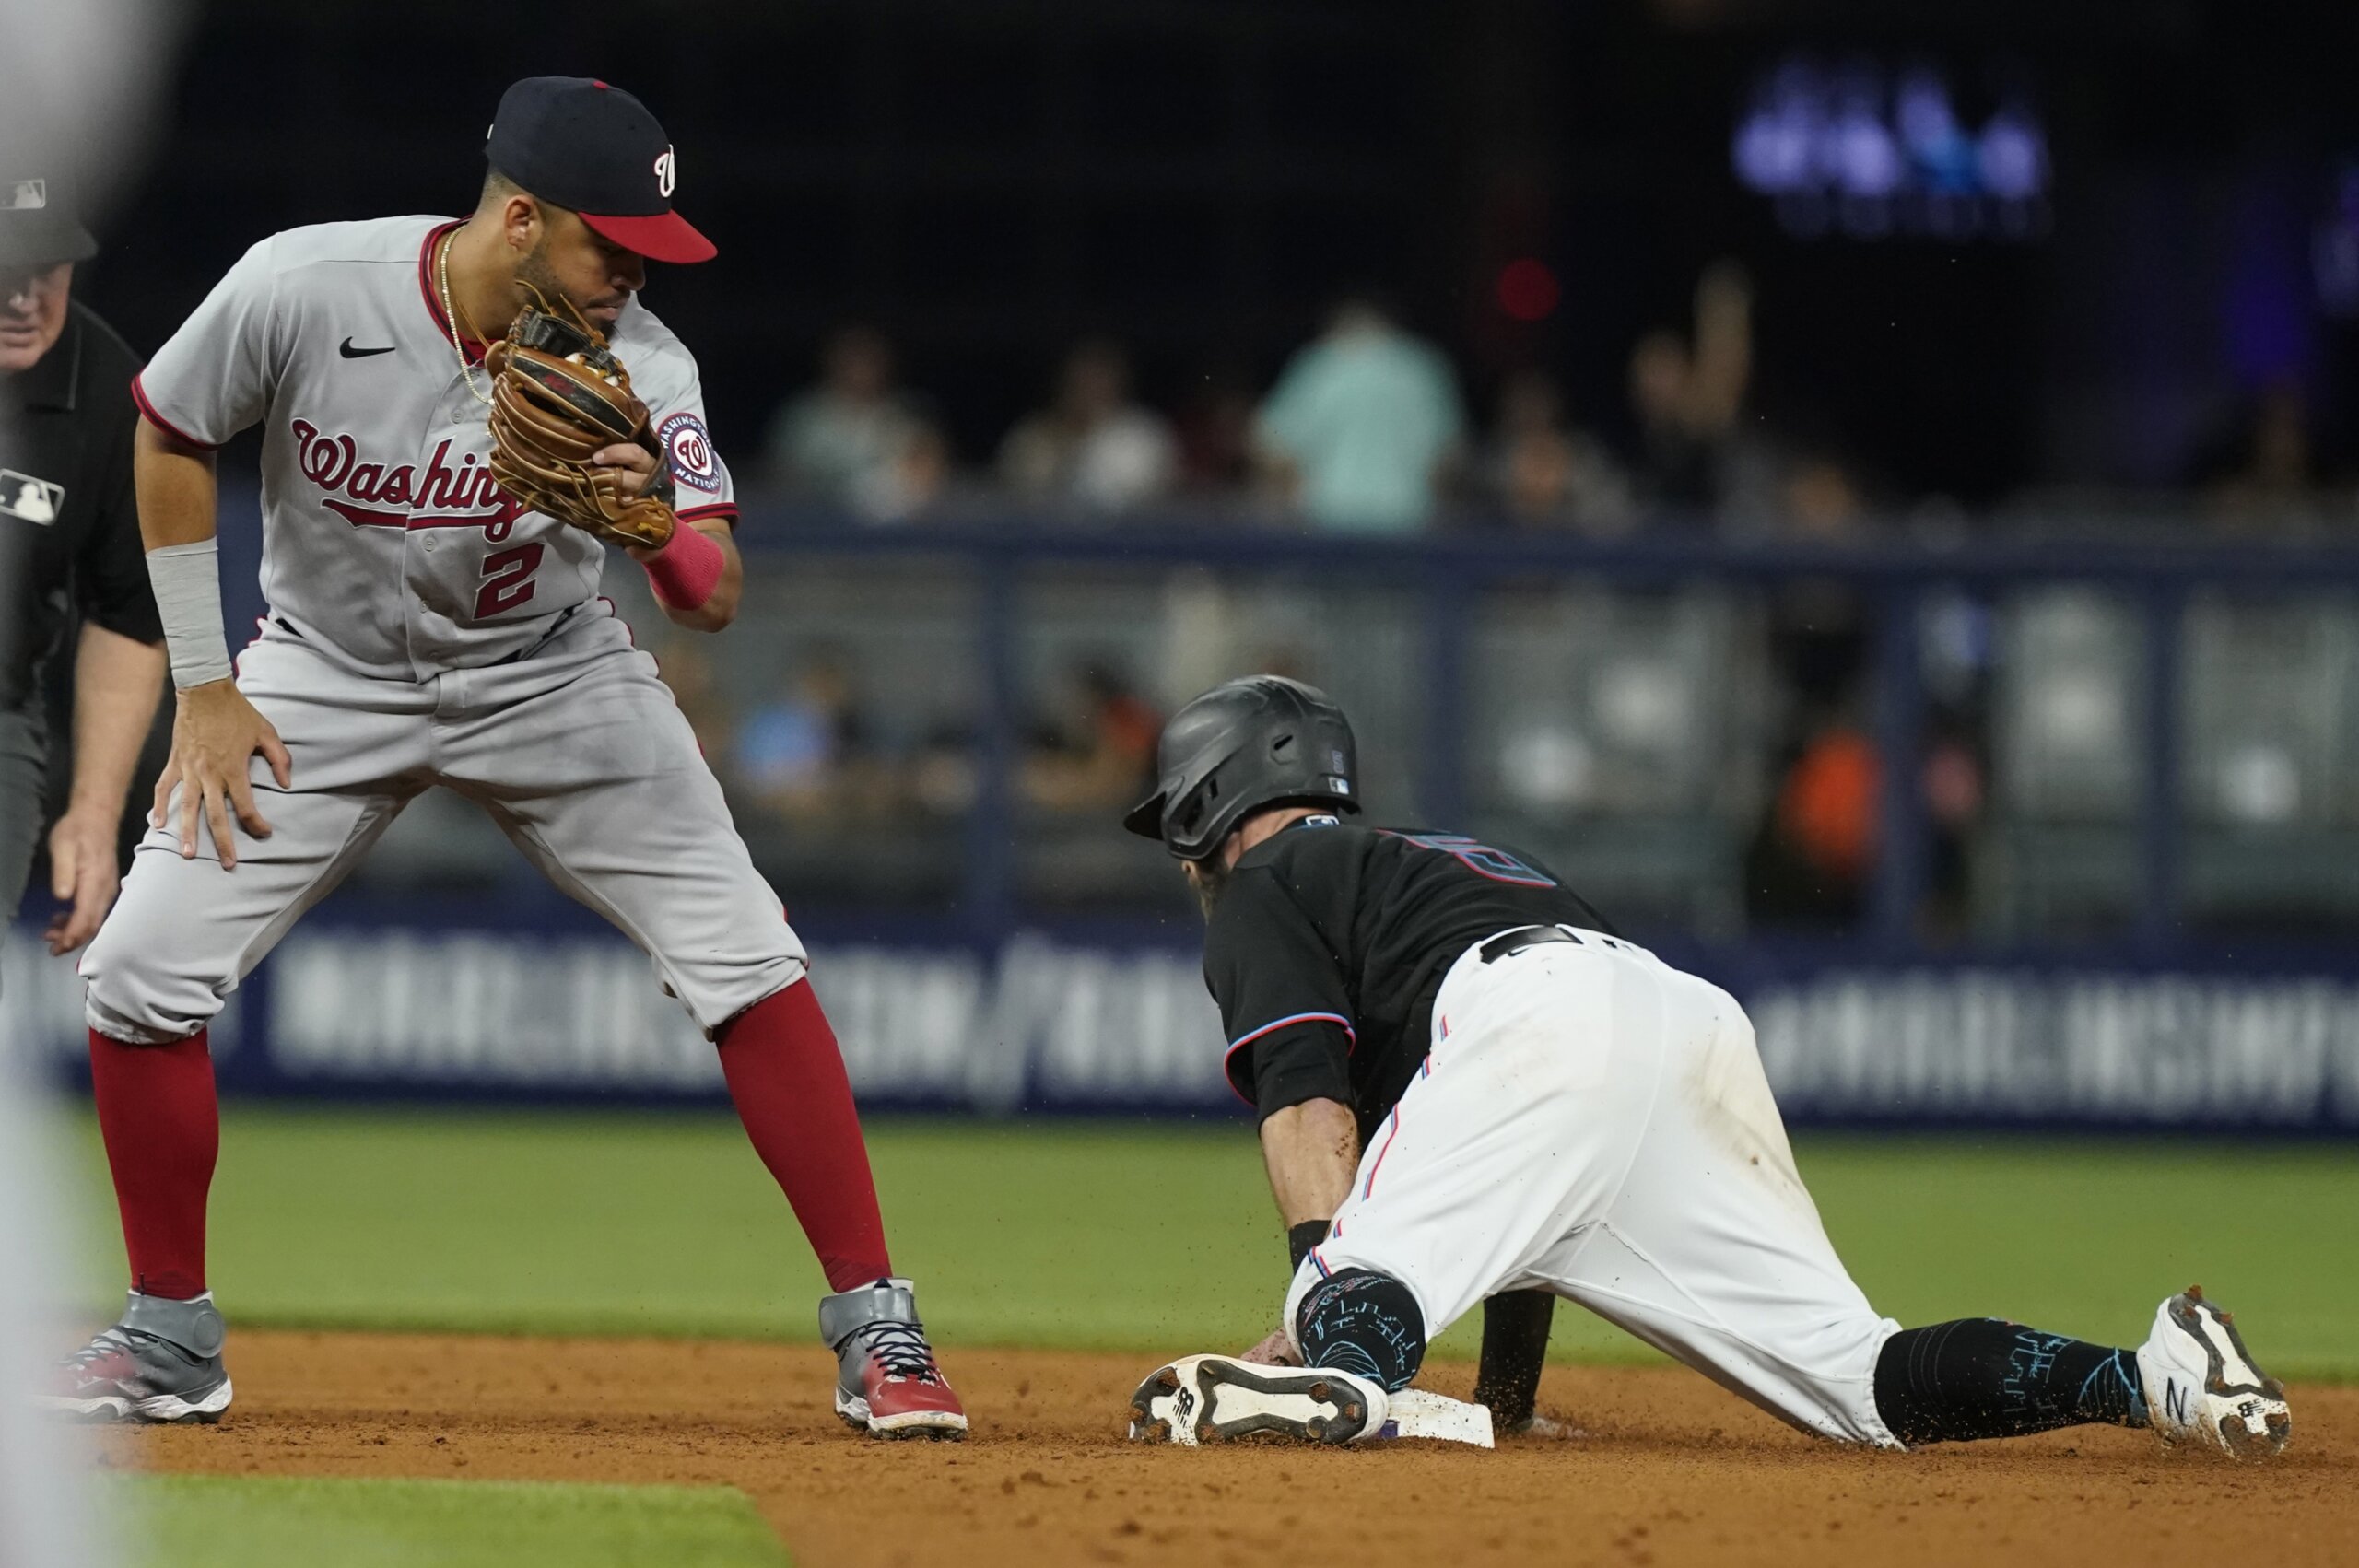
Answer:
[[68, 0, 2359, 507]]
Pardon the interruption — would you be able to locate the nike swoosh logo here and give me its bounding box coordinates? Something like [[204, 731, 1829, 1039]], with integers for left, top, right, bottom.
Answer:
[[339, 338, 396, 358]]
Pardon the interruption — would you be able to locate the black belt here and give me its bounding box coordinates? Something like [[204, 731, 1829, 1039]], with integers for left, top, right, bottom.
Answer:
[[493, 603, 581, 665], [1478, 925, 1584, 965]]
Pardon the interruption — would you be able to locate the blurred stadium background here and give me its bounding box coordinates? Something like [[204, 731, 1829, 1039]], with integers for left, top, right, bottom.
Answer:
[[13, 1, 2359, 1561], [13, 0, 2359, 1132]]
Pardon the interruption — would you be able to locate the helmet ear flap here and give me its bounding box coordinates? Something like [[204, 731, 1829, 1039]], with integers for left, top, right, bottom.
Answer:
[[1171, 773, 1218, 842]]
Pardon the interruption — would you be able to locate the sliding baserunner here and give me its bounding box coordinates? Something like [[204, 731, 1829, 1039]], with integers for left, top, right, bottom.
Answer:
[[1121, 675, 2289, 1457]]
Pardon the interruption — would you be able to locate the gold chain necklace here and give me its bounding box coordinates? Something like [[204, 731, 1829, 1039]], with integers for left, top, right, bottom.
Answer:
[[435, 228, 492, 408]]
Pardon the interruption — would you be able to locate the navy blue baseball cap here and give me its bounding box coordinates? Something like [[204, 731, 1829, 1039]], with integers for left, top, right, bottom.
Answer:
[[485, 76, 715, 264]]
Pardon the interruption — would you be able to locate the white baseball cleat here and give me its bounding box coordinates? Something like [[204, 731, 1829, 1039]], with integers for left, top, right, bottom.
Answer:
[[2134, 1286, 2291, 1459], [1127, 1354, 1389, 1446]]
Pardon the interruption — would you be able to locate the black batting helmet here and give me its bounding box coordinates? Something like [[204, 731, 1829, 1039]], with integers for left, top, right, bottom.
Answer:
[[1122, 675, 1360, 860]]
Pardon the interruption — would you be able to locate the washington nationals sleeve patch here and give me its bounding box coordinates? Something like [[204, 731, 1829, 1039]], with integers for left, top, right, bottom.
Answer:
[[659, 412, 723, 494]]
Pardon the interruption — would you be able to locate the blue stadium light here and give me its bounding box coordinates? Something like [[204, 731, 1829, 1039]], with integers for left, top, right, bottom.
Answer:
[[1733, 53, 2050, 241]]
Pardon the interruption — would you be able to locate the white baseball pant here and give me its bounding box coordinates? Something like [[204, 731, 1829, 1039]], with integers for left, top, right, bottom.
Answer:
[[1283, 928, 1902, 1446], [81, 611, 804, 1045]]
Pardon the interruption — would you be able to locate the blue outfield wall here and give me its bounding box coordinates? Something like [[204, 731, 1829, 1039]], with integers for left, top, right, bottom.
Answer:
[[44, 501, 2344, 1129], [10, 905, 2359, 1131]]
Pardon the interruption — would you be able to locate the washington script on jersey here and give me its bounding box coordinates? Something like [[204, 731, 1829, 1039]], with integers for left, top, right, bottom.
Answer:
[[126, 216, 734, 676], [291, 421, 518, 530]]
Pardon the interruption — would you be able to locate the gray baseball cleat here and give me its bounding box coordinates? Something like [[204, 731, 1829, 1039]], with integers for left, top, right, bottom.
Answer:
[[36, 1291, 232, 1424]]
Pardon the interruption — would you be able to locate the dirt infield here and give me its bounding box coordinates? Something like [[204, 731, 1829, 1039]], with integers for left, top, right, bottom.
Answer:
[[100, 1329, 2356, 1567]]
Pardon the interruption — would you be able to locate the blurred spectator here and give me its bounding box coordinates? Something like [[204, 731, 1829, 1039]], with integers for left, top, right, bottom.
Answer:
[[1173, 357, 1261, 496], [1627, 260, 1773, 521], [869, 418, 954, 524], [1485, 369, 1637, 535], [2198, 380, 2332, 533], [1745, 708, 1879, 929], [998, 338, 1178, 514], [1254, 295, 1467, 533], [906, 722, 980, 819], [735, 650, 878, 821], [1780, 451, 1867, 539], [765, 325, 947, 522], [1023, 659, 1164, 813], [1747, 442, 1882, 930], [1920, 718, 1986, 940]]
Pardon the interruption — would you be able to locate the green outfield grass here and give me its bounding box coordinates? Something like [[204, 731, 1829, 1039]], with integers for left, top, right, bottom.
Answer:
[[56, 1106, 2359, 1377], [117, 1475, 786, 1568]]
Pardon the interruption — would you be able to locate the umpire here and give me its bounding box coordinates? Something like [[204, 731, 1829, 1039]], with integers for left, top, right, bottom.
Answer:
[[0, 173, 165, 955]]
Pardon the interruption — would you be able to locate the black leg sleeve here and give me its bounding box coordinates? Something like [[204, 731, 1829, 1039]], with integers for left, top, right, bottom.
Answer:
[[1295, 1269, 1427, 1393], [1470, 1290, 1555, 1430], [1873, 1318, 2147, 1445]]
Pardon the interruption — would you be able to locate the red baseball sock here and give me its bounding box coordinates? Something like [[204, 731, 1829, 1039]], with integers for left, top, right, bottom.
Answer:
[[716, 980, 891, 1293], [87, 1028, 218, 1302]]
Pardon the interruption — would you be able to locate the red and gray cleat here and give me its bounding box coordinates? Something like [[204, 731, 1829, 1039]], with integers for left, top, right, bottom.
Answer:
[[34, 1292, 232, 1425], [819, 1278, 968, 1440]]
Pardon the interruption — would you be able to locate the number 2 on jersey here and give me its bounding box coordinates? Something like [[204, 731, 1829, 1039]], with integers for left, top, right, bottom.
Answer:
[[475, 542, 543, 618]]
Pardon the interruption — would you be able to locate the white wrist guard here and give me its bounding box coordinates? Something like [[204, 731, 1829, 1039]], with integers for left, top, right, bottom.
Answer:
[[145, 538, 235, 689]]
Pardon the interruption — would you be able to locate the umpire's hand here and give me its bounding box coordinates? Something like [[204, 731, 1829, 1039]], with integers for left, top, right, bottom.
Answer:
[[44, 807, 122, 954]]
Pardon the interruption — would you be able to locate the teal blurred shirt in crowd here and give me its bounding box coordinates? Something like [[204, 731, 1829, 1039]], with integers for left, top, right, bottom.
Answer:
[[1256, 320, 1466, 533]]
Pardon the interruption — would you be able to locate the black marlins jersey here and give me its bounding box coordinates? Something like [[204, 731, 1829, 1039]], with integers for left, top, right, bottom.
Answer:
[[1201, 816, 1614, 1134]]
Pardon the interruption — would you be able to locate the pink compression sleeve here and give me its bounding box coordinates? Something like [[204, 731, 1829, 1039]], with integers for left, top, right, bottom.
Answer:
[[644, 521, 726, 611]]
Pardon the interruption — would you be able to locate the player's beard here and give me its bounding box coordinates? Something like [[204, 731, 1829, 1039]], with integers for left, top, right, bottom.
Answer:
[[513, 238, 580, 320], [1185, 857, 1230, 919]]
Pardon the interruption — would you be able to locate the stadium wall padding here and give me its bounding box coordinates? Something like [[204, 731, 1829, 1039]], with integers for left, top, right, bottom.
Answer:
[[10, 911, 2359, 1130]]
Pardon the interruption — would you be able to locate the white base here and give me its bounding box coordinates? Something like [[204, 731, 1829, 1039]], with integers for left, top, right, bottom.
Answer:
[[1378, 1387, 1496, 1447]]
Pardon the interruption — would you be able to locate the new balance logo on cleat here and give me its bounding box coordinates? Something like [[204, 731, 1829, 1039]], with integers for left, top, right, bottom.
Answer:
[[1126, 1355, 1387, 1447], [2134, 1286, 2292, 1460]]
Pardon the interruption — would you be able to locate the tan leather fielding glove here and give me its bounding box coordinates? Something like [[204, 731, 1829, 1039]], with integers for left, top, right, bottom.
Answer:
[[484, 301, 677, 549]]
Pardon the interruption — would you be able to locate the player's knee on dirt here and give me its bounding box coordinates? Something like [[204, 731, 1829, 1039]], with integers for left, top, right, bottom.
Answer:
[[1294, 1269, 1426, 1393]]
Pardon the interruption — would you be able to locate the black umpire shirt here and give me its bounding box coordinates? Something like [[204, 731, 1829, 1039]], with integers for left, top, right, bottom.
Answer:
[[0, 301, 162, 711], [1203, 815, 1616, 1139]]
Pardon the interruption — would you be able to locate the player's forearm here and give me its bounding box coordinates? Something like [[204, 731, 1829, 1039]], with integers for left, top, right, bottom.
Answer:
[[133, 420, 220, 549], [135, 422, 237, 691], [633, 518, 741, 633], [1258, 1097, 1359, 1228], [65, 624, 167, 816]]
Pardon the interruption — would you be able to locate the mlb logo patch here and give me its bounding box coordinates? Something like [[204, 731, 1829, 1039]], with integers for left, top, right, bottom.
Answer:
[[0, 470, 64, 525], [3, 179, 46, 212]]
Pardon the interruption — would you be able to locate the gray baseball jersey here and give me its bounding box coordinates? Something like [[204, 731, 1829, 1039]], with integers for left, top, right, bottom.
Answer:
[[133, 216, 735, 678], [86, 215, 800, 1047]]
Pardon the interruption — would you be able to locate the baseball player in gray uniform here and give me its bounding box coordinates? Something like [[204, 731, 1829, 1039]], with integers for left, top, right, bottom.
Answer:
[[40, 76, 968, 1440]]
